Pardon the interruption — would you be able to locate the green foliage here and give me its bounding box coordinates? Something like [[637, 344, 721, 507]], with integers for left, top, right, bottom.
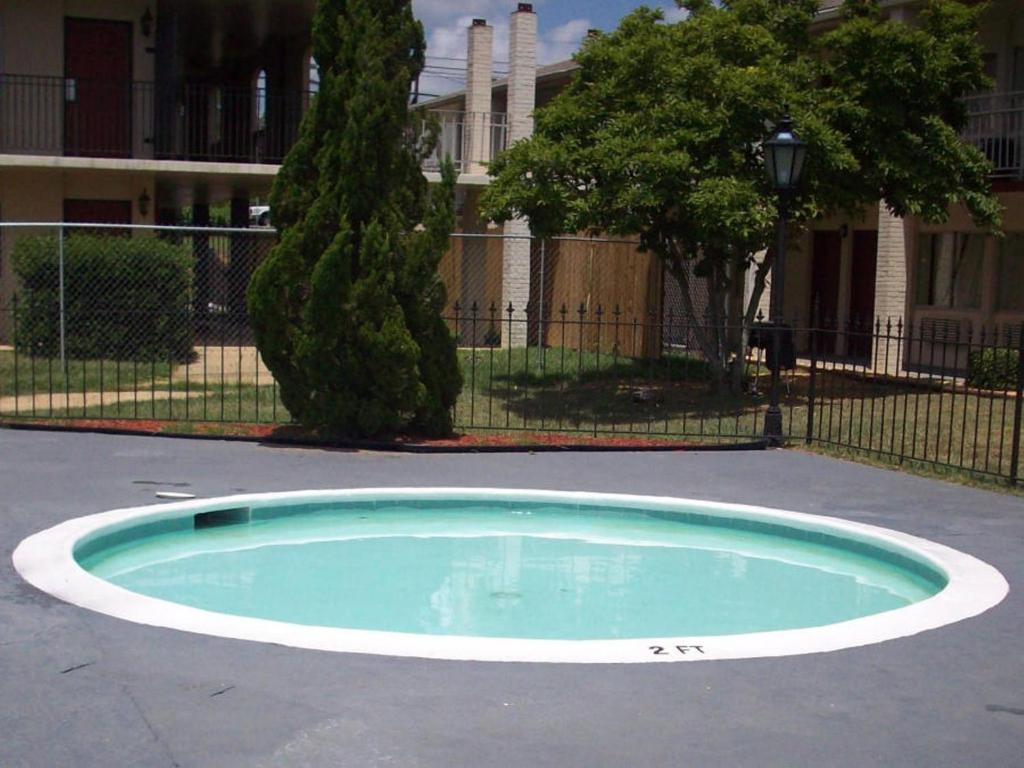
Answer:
[[13, 234, 193, 362], [967, 348, 1019, 390], [482, 0, 1001, 384], [247, 0, 461, 438]]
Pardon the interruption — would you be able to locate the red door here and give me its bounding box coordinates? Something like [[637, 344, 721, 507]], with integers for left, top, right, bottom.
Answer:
[[65, 19, 133, 157], [847, 230, 878, 359], [811, 231, 842, 355]]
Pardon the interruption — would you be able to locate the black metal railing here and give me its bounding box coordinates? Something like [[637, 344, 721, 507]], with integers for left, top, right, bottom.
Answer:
[[0, 75, 507, 172], [964, 90, 1024, 180], [0, 225, 1020, 485], [0, 74, 311, 163]]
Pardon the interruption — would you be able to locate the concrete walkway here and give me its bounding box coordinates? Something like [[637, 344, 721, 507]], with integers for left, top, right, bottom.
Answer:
[[0, 388, 204, 415], [1, 430, 1021, 767], [0, 346, 271, 415], [172, 345, 273, 386]]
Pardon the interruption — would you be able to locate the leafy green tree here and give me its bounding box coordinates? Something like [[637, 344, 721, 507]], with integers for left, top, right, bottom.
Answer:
[[482, 0, 1001, 389], [248, 0, 462, 437]]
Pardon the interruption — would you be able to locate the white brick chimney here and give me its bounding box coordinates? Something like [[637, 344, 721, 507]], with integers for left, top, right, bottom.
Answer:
[[465, 18, 494, 174], [507, 3, 538, 144], [502, 3, 538, 347]]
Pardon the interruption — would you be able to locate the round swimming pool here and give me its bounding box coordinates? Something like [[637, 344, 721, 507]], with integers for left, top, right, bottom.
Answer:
[[13, 489, 1008, 663]]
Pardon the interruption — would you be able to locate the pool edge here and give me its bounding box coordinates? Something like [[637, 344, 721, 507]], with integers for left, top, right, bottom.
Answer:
[[12, 488, 1010, 664]]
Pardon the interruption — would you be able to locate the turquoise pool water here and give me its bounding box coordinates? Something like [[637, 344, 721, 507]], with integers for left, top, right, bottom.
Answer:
[[77, 498, 944, 641]]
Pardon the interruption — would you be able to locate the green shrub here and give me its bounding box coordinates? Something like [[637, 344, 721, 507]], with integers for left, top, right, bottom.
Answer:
[[247, 0, 462, 439], [13, 234, 193, 362], [967, 348, 1020, 390]]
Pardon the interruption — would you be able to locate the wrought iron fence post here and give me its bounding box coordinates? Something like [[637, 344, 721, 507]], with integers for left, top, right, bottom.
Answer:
[[58, 222, 67, 370], [806, 314, 818, 446], [538, 239, 546, 348], [1010, 322, 1024, 486]]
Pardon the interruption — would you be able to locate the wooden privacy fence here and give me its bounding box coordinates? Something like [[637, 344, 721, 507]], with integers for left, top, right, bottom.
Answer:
[[441, 233, 666, 357]]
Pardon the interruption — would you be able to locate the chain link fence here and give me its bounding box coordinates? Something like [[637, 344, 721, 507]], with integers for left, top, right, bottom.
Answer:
[[0, 222, 278, 423], [0, 222, 1020, 484]]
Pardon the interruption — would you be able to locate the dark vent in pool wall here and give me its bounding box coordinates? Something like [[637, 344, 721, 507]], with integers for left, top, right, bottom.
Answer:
[[194, 508, 251, 529]]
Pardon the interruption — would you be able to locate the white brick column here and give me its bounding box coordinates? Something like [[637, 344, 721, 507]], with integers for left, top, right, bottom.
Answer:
[[507, 4, 538, 145], [465, 19, 494, 175], [502, 219, 532, 347], [875, 202, 911, 372], [501, 3, 537, 348]]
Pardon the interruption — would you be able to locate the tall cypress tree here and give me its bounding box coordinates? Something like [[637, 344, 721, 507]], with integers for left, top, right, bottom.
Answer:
[[247, 0, 462, 438]]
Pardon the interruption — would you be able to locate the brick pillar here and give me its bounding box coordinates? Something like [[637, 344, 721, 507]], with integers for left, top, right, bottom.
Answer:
[[875, 202, 911, 373], [465, 19, 494, 175], [507, 5, 537, 145], [502, 219, 531, 347], [501, 3, 537, 348]]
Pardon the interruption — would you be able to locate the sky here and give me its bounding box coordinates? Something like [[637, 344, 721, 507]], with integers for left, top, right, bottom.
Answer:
[[410, 1, 687, 98]]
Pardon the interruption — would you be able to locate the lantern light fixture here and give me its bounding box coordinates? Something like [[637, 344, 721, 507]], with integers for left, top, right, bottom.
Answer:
[[764, 115, 807, 193]]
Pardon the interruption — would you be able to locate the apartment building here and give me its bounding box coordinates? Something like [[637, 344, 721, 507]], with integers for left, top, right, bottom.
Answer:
[[790, 0, 1024, 366], [0, 0, 320, 324], [425, 1, 1024, 362], [1, 1, 1019, 359]]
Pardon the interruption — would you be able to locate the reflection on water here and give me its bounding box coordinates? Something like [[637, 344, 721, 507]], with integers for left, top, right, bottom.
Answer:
[[88, 505, 940, 640]]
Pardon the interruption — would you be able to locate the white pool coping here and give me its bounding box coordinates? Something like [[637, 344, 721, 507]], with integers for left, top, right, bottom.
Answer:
[[12, 488, 1009, 664]]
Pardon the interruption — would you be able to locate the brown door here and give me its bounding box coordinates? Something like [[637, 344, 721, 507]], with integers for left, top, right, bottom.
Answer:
[[65, 19, 133, 157], [811, 231, 842, 355], [64, 199, 132, 227], [847, 230, 878, 359]]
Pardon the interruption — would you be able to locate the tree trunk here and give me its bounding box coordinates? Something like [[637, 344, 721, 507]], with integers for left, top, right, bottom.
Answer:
[[744, 247, 774, 327], [661, 244, 777, 393], [727, 253, 746, 395], [663, 250, 726, 383]]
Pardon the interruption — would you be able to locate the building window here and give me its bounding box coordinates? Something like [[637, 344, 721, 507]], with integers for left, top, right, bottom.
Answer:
[[308, 55, 320, 95], [254, 69, 268, 129], [997, 233, 1024, 312], [914, 232, 984, 310]]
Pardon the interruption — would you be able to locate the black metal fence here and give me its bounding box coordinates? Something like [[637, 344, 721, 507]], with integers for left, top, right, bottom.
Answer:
[[0, 75, 310, 163], [0, 223, 1020, 485]]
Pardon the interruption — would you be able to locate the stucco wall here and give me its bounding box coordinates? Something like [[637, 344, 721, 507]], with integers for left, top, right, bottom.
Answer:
[[1, 0, 155, 81], [1, 0, 156, 159]]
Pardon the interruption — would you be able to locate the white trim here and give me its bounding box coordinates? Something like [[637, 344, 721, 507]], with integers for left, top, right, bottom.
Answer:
[[12, 489, 1009, 664], [0, 153, 281, 177]]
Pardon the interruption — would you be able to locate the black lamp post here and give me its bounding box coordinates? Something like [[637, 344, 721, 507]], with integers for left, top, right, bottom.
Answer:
[[763, 115, 807, 445]]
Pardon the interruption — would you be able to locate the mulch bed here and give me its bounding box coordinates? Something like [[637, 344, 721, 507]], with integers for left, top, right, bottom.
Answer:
[[0, 418, 767, 453]]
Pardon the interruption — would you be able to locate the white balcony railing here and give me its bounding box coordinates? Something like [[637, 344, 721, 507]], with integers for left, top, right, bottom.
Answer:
[[421, 111, 508, 174], [963, 90, 1024, 180]]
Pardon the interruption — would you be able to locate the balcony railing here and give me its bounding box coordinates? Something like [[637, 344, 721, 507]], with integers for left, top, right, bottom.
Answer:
[[0, 74, 310, 164], [0, 75, 510, 177], [421, 111, 509, 174], [963, 90, 1024, 180]]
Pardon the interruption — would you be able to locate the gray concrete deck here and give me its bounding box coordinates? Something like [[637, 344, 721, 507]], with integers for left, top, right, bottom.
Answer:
[[1, 429, 1021, 767]]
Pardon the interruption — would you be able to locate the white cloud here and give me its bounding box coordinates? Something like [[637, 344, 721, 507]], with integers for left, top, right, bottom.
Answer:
[[661, 4, 689, 23], [416, 5, 591, 98], [540, 18, 591, 63], [411, 2, 687, 98]]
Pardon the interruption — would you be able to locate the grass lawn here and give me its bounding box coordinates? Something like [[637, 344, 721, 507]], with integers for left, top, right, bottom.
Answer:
[[3, 345, 1019, 487], [0, 349, 174, 402], [453, 346, 756, 441]]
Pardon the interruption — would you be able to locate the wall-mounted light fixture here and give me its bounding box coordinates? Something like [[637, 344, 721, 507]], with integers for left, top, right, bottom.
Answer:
[[140, 7, 154, 38], [138, 189, 151, 217]]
